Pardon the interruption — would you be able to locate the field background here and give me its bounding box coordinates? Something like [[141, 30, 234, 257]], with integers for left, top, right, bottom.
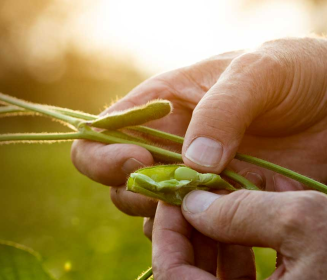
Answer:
[[0, 0, 325, 279]]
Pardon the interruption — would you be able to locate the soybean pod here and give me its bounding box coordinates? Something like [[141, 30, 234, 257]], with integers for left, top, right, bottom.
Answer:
[[88, 100, 172, 130], [127, 165, 236, 205]]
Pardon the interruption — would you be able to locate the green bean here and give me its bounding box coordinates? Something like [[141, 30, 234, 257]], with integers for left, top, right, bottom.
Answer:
[[89, 100, 172, 130]]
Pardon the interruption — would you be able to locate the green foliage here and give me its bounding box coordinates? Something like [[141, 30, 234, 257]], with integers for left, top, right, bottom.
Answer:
[[0, 143, 151, 280], [0, 241, 54, 280]]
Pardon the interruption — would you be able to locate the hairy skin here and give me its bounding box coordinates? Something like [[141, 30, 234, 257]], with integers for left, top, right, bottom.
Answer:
[[71, 37, 327, 278]]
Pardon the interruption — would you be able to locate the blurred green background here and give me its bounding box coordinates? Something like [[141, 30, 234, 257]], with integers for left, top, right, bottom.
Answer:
[[0, 0, 326, 279]]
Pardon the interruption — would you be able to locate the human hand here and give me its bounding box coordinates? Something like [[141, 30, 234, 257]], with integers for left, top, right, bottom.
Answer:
[[153, 187, 327, 279], [71, 49, 244, 219], [71, 37, 327, 222]]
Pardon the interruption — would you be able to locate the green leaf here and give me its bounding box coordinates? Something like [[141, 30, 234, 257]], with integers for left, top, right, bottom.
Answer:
[[0, 240, 55, 280], [89, 100, 172, 130]]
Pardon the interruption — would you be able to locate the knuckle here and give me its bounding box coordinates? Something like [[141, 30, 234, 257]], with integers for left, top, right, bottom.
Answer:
[[232, 51, 284, 76], [191, 94, 246, 138], [153, 259, 179, 280], [216, 190, 253, 238], [280, 192, 327, 235]]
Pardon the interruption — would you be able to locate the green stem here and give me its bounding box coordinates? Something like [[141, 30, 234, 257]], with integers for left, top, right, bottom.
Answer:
[[82, 126, 183, 163], [0, 132, 83, 143], [221, 169, 259, 191], [0, 93, 81, 128], [129, 126, 184, 144], [0, 106, 25, 115], [0, 105, 97, 121], [114, 125, 327, 194], [235, 153, 327, 194], [137, 267, 153, 280], [2, 96, 326, 193], [46, 105, 97, 121]]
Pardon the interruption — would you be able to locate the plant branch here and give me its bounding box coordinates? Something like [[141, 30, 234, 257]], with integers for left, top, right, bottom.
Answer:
[[0, 93, 81, 128], [235, 153, 327, 194], [137, 267, 153, 280], [0, 106, 25, 115], [0, 132, 83, 143], [82, 126, 183, 163], [114, 125, 327, 193], [221, 169, 260, 190], [0, 105, 97, 121], [1, 94, 326, 193], [129, 126, 184, 144]]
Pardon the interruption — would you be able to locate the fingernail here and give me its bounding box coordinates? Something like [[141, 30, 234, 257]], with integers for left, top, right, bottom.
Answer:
[[122, 158, 145, 175], [245, 172, 264, 188], [185, 137, 223, 167], [183, 190, 221, 214]]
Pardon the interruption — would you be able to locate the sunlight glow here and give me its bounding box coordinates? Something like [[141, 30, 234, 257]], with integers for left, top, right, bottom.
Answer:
[[26, 0, 311, 75], [69, 0, 310, 73]]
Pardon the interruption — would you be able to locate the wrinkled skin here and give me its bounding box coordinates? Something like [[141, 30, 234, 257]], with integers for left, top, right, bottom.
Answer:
[[153, 189, 327, 280], [71, 37, 327, 279]]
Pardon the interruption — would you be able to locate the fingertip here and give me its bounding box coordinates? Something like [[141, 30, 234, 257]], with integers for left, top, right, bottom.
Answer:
[[71, 140, 154, 186], [182, 190, 222, 215], [182, 135, 238, 174], [110, 187, 158, 217]]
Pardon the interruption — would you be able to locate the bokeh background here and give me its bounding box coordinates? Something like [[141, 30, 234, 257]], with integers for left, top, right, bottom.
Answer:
[[0, 0, 326, 279]]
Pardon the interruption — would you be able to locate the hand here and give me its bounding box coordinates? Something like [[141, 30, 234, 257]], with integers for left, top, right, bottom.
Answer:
[[71, 37, 327, 220], [152, 187, 327, 279], [71, 49, 244, 219]]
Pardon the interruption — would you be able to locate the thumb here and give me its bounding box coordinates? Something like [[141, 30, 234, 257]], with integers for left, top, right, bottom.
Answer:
[[182, 52, 284, 173], [181, 189, 293, 250]]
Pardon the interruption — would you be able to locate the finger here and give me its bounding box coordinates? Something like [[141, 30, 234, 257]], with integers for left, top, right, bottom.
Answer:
[[110, 187, 157, 217], [71, 140, 154, 186], [152, 201, 217, 280], [232, 164, 266, 190], [229, 159, 305, 192], [191, 230, 217, 275], [182, 189, 326, 253], [272, 174, 305, 192], [276, 252, 283, 267], [182, 51, 286, 173], [71, 52, 243, 186], [217, 243, 256, 280], [105, 50, 244, 115], [143, 217, 154, 240]]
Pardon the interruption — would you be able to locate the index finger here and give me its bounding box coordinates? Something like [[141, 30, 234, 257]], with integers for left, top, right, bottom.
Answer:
[[152, 201, 217, 279]]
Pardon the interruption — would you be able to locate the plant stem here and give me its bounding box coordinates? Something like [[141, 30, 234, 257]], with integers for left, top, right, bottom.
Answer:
[[129, 126, 184, 144], [46, 105, 96, 121], [0, 105, 97, 121], [2, 95, 326, 193], [221, 169, 260, 191], [0, 132, 83, 143], [0, 106, 25, 115], [235, 153, 327, 194], [82, 126, 183, 163], [0, 93, 81, 128], [110, 124, 327, 194], [137, 267, 153, 280]]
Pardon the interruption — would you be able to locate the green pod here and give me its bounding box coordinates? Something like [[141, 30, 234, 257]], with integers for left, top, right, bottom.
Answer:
[[127, 165, 236, 205], [89, 100, 172, 130]]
